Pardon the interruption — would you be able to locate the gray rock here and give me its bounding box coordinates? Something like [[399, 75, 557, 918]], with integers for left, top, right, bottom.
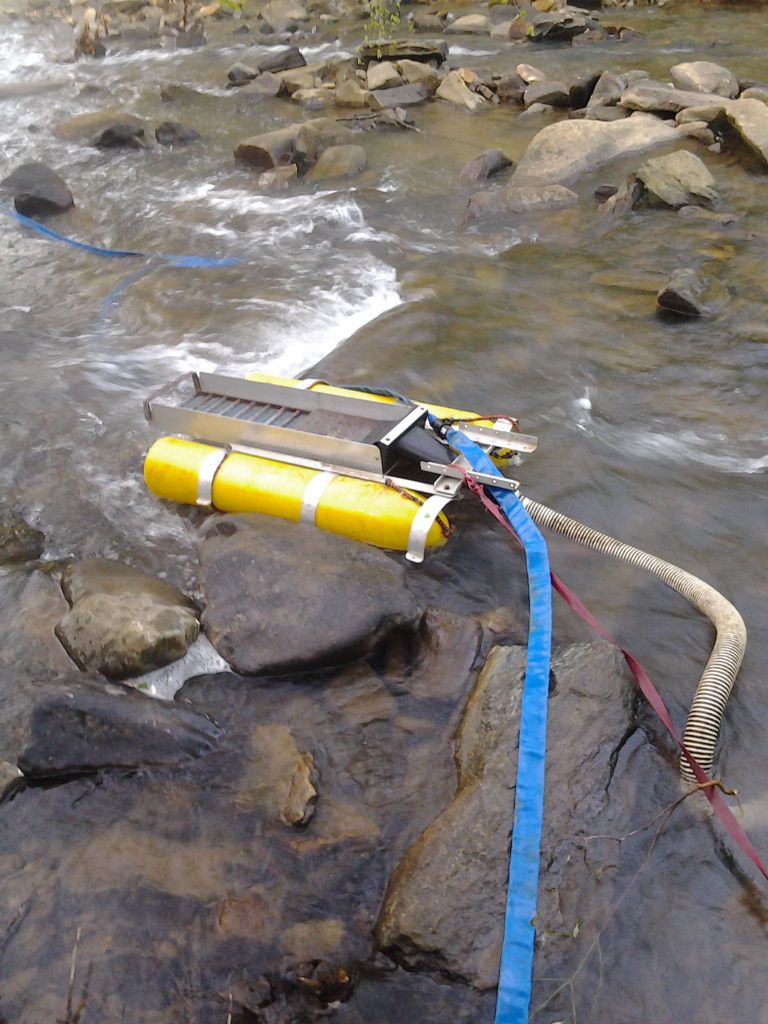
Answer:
[[513, 113, 677, 186], [568, 68, 603, 109], [519, 102, 551, 121], [524, 80, 569, 108], [53, 109, 144, 143], [620, 81, 730, 115], [234, 117, 355, 173], [0, 510, 44, 562], [55, 559, 199, 679], [495, 72, 527, 104], [586, 105, 630, 121], [466, 183, 578, 221], [160, 82, 208, 102], [256, 164, 298, 189], [678, 205, 739, 225], [376, 642, 635, 988], [587, 70, 627, 108], [91, 122, 146, 149], [595, 176, 644, 226], [435, 71, 485, 112], [397, 59, 442, 94], [18, 674, 220, 779], [307, 143, 367, 180], [636, 150, 719, 208], [458, 149, 514, 184], [236, 71, 282, 103], [657, 268, 710, 317], [0, 760, 23, 803], [725, 98, 768, 169], [367, 60, 401, 91], [357, 39, 448, 68], [155, 121, 201, 146], [0, 162, 74, 217], [445, 13, 490, 34], [516, 62, 547, 84], [370, 82, 428, 111], [675, 120, 716, 146], [670, 60, 739, 99], [198, 514, 422, 675], [528, 7, 589, 41], [335, 78, 370, 108], [741, 86, 768, 105], [239, 724, 317, 826], [227, 62, 259, 84], [256, 45, 306, 74]]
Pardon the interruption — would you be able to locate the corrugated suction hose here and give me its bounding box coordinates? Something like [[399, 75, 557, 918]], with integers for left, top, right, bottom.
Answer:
[[520, 496, 746, 781]]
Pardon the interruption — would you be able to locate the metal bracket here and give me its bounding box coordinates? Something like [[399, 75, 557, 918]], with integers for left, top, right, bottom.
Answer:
[[420, 462, 519, 494], [300, 471, 336, 525], [196, 446, 229, 506], [405, 494, 454, 565], [378, 405, 428, 448]]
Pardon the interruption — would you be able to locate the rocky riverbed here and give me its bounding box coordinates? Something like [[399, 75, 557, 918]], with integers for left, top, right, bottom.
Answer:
[[1, 0, 768, 1021]]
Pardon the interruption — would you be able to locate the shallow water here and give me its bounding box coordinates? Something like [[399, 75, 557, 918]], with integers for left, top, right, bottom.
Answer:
[[1, 1, 768, 1019]]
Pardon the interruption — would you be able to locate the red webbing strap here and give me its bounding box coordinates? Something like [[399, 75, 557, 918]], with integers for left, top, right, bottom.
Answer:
[[464, 476, 768, 882]]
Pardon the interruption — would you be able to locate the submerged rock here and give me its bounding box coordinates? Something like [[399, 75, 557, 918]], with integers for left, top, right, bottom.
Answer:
[[670, 60, 739, 99], [0, 162, 74, 217], [513, 114, 677, 186], [376, 642, 635, 988], [657, 268, 710, 318], [18, 674, 221, 779], [91, 122, 146, 149], [198, 514, 422, 675], [466, 183, 578, 221], [53, 109, 144, 142], [55, 559, 199, 679], [307, 143, 367, 180], [0, 510, 44, 562], [636, 150, 719, 208], [155, 121, 201, 146], [458, 149, 514, 184]]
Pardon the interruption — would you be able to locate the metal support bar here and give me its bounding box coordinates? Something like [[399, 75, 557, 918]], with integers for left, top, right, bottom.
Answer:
[[405, 495, 454, 564], [420, 461, 519, 493], [196, 446, 229, 506]]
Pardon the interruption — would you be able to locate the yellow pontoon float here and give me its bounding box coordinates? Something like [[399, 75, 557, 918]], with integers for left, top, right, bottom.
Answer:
[[143, 370, 537, 562]]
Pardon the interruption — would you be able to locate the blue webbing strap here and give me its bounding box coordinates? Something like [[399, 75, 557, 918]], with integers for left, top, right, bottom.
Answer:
[[444, 427, 552, 1024], [1, 204, 238, 267]]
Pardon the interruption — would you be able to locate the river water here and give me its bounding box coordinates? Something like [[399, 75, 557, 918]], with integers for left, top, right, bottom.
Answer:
[[1, 1, 767, 1020]]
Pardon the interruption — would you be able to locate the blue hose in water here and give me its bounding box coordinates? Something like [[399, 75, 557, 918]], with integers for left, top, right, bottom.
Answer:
[[444, 427, 552, 1024], [1, 204, 238, 266]]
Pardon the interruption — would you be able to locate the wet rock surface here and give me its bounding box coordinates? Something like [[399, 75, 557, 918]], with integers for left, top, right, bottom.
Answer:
[[636, 150, 719, 209], [657, 268, 710, 318], [55, 559, 199, 679], [376, 642, 636, 989], [18, 673, 221, 778], [198, 514, 422, 675], [0, 162, 74, 216], [0, 510, 45, 562]]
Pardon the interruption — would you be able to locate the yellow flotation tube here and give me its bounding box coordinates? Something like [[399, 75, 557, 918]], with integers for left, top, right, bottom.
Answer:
[[144, 372, 492, 554]]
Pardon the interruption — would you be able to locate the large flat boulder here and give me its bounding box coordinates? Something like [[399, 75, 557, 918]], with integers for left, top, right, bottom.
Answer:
[[198, 514, 422, 675], [376, 642, 635, 989], [725, 97, 768, 168], [512, 113, 677, 186], [55, 559, 199, 679], [620, 80, 731, 115], [357, 39, 448, 68]]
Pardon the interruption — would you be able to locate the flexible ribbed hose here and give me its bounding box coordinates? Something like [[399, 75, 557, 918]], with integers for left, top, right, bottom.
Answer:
[[520, 496, 746, 781]]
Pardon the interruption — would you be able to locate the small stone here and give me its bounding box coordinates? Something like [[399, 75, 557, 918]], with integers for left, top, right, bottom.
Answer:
[[0, 162, 73, 217], [367, 60, 401, 91], [445, 13, 490, 34], [0, 511, 44, 562], [256, 45, 306, 74], [155, 121, 201, 146], [587, 70, 626, 108], [519, 102, 551, 121], [568, 69, 603, 109], [228, 61, 258, 84], [466, 183, 578, 221], [676, 121, 716, 146], [335, 78, 369, 108], [397, 59, 441, 94], [91, 122, 146, 149], [516, 63, 547, 84], [237, 71, 282, 100], [256, 164, 298, 189], [670, 60, 739, 99], [458, 149, 514, 184], [53, 109, 144, 142], [677, 205, 739, 225], [495, 72, 527, 103], [436, 71, 485, 112], [741, 87, 768, 106], [657, 268, 709, 318], [524, 80, 570, 108]]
